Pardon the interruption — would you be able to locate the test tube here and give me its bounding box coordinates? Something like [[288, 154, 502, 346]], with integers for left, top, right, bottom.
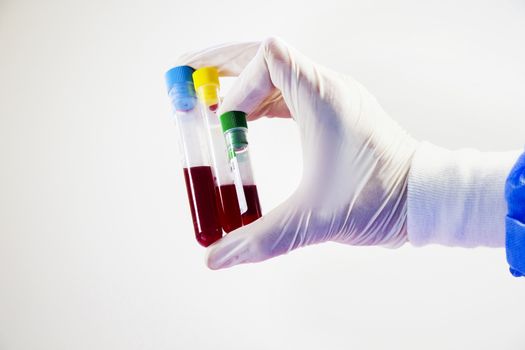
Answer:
[[192, 67, 243, 232], [165, 66, 222, 247], [219, 111, 262, 225]]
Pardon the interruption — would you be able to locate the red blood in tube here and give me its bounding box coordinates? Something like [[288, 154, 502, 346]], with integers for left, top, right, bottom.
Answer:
[[241, 185, 262, 225], [215, 185, 243, 233], [216, 184, 262, 231], [217, 185, 262, 232], [183, 166, 222, 247]]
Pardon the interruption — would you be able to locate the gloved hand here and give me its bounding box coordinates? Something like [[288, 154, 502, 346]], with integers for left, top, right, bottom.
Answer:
[[178, 37, 419, 269]]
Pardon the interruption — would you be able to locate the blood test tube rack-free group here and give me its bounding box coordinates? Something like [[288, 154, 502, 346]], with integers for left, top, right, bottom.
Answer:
[[165, 65, 262, 247]]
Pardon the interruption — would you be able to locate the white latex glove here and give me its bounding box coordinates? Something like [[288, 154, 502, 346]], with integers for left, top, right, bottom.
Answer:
[[178, 37, 418, 269]]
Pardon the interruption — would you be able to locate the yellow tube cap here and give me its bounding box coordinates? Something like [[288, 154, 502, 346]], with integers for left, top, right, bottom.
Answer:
[[193, 67, 220, 107], [193, 67, 219, 88]]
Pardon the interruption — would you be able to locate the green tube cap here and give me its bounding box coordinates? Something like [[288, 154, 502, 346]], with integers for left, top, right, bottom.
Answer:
[[228, 129, 248, 147], [219, 111, 248, 132]]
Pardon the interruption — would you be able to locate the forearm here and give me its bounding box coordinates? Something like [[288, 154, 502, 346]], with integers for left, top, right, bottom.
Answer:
[[407, 142, 521, 247]]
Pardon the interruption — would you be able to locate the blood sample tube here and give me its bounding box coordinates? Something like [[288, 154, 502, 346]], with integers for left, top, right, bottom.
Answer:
[[219, 111, 262, 225], [192, 67, 243, 232], [165, 65, 222, 247]]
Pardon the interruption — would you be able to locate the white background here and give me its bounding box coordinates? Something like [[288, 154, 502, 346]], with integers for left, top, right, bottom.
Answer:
[[1, 0, 525, 349]]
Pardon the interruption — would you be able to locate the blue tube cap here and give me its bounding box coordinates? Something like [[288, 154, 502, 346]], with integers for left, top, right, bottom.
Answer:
[[165, 66, 196, 111]]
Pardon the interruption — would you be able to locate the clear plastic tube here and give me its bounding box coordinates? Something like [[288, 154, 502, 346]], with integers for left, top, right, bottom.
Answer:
[[193, 67, 244, 232], [220, 111, 262, 225], [165, 66, 222, 247]]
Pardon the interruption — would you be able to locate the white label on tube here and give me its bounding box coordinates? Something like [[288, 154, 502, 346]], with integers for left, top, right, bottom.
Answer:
[[231, 157, 248, 214]]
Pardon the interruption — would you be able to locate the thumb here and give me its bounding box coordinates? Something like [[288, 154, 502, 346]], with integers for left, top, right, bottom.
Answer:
[[206, 194, 309, 269], [218, 37, 299, 119]]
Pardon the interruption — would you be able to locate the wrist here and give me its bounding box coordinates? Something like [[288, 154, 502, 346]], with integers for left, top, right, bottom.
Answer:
[[407, 142, 521, 247]]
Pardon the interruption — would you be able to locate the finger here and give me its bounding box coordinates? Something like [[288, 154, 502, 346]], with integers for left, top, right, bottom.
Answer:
[[175, 41, 260, 76], [205, 194, 315, 269]]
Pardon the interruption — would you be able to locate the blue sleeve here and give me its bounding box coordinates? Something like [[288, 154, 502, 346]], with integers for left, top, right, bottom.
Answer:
[[505, 151, 525, 277]]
